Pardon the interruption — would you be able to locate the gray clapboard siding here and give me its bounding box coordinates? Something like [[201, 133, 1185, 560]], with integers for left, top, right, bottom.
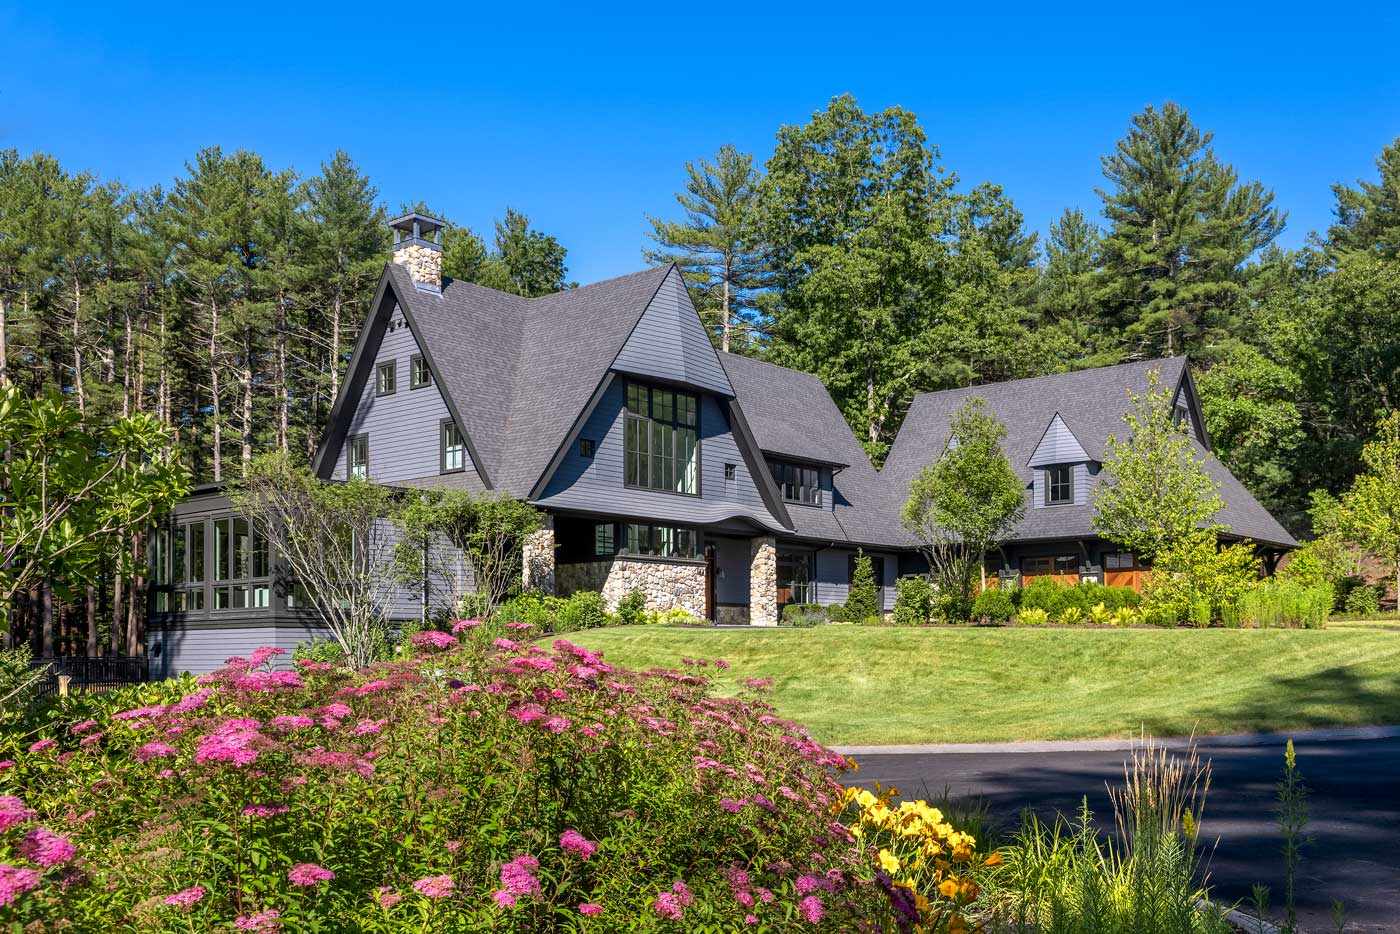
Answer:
[[149, 619, 327, 678], [814, 548, 897, 612], [609, 270, 734, 398], [335, 304, 482, 488], [536, 382, 783, 530], [1027, 414, 1090, 467]]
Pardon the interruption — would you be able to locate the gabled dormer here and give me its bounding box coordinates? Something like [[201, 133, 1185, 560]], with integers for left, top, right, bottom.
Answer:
[[1027, 412, 1092, 508]]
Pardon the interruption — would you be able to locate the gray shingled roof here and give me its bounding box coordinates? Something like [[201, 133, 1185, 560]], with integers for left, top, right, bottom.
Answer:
[[881, 357, 1297, 549], [393, 263, 673, 497], [719, 353, 906, 548]]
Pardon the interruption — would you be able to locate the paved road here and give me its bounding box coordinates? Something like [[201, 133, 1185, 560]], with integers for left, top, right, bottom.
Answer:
[[848, 734, 1400, 932]]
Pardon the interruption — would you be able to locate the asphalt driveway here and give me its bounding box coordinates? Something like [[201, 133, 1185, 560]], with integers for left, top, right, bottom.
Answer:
[[846, 732, 1400, 932]]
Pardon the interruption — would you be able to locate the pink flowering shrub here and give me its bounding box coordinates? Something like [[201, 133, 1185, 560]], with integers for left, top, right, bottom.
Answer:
[[0, 629, 968, 931]]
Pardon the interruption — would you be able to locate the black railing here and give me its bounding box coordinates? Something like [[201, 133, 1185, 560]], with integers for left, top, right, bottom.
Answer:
[[29, 656, 150, 699]]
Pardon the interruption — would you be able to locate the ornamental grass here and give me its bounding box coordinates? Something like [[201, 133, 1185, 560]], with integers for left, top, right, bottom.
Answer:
[[1, 625, 980, 932]]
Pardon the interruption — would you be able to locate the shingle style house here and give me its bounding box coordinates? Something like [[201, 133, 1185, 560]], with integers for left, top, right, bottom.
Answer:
[[146, 213, 1296, 673]]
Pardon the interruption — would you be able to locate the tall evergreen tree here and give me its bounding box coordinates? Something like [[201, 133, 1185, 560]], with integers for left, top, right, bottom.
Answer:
[[439, 208, 570, 297], [756, 94, 954, 460], [1329, 136, 1400, 258], [1035, 207, 1108, 364], [1095, 103, 1285, 361], [644, 144, 770, 353]]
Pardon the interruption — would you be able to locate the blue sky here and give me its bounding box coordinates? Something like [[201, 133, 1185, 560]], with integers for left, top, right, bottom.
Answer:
[[3, 1, 1398, 285]]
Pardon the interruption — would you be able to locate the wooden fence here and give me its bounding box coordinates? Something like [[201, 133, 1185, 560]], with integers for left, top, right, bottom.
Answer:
[[29, 656, 151, 699]]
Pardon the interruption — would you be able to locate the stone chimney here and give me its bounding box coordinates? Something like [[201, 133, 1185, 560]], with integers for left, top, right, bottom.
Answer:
[[388, 212, 446, 291]]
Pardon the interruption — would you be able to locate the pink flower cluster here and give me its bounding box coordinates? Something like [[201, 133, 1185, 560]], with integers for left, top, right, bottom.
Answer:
[[653, 880, 694, 920], [288, 862, 334, 886], [411, 630, 456, 650], [0, 796, 36, 831], [559, 829, 595, 860], [243, 804, 290, 818], [134, 741, 178, 762], [164, 885, 206, 910], [449, 618, 482, 633], [0, 865, 41, 907], [234, 908, 281, 932], [412, 874, 454, 899], [492, 854, 541, 906], [194, 718, 263, 768], [18, 829, 76, 868]]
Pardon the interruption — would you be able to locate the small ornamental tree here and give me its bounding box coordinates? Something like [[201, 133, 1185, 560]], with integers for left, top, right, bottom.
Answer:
[[901, 397, 1025, 619], [1338, 409, 1400, 612], [0, 386, 189, 626], [845, 551, 880, 622], [1093, 371, 1223, 561], [396, 489, 543, 617], [231, 452, 403, 668]]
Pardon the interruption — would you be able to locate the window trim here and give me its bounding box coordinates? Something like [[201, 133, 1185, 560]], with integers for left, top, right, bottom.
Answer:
[[410, 353, 431, 389], [348, 433, 369, 480], [620, 522, 703, 561], [623, 382, 702, 498], [440, 419, 466, 474], [578, 438, 595, 459], [1045, 464, 1074, 506], [769, 459, 824, 507], [593, 522, 615, 557], [376, 360, 397, 396]]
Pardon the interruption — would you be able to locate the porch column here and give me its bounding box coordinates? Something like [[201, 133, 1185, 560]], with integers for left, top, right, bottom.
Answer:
[[522, 515, 556, 595], [749, 535, 777, 627]]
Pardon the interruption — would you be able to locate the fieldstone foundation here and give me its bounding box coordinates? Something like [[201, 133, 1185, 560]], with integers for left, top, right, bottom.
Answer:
[[716, 605, 750, 626], [749, 536, 777, 626], [556, 558, 707, 617], [522, 517, 556, 596]]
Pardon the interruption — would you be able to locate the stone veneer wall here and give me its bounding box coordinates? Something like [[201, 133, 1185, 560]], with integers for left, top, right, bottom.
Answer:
[[392, 242, 442, 288], [556, 559, 707, 617], [522, 519, 556, 596], [749, 536, 777, 626]]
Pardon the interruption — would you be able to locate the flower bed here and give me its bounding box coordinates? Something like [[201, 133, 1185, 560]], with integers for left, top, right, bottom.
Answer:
[[1, 626, 981, 931]]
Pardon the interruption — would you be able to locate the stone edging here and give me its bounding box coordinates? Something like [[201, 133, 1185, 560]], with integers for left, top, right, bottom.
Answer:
[[831, 724, 1400, 756]]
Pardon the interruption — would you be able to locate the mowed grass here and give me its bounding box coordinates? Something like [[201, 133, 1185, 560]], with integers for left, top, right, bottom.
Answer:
[[565, 625, 1400, 746]]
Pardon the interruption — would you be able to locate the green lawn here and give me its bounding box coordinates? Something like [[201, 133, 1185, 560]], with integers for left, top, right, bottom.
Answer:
[[565, 625, 1400, 746]]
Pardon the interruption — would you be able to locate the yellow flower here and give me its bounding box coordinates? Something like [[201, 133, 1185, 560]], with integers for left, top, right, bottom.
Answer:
[[878, 849, 902, 874], [982, 852, 1003, 867], [939, 878, 959, 899]]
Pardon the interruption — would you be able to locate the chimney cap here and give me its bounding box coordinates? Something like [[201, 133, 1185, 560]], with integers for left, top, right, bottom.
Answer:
[[388, 212, 448, 247]]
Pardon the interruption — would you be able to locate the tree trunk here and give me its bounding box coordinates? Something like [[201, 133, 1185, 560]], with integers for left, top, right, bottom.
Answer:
[[72, 278, 85, 415], [111, 544, 124, 656], [330, 292, 343, 400], [0, 293, 8, 386], [721, 278, 731, 353], [277, 291, 289, 451], [126, 533, 143, 657], [86, 585, 97, 656], [209, 296, 223, 482], [40, 578, 54, 657], [240, 346, 254, 467]]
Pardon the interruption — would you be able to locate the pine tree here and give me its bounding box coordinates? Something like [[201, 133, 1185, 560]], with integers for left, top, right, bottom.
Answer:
[[1329, 136, 1400, 258], [1095, 103, 1285, 361], [1035, 207, 1109, 364], [644, 144, 770, 352]]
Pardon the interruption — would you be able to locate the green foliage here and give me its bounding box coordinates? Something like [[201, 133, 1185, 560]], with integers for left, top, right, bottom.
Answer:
[[440, 207, 570, 297], [1329, 135, 1400, 258], [555, 590, 609, 632], [1095, 102, 1284, 361], [1342, 584, 1382, 618], [779, 603, 831, 627], [614, 589, 647, 627], [971, 587, 1016, 623], [902, 398, 1026, 619], [453, 592, 490, 621], [291, 636, 349, 666], [1093, 372, 1223, 561], [1335, 409, 1400, 611], [644, 144, 770, 352], [1228, 581, 1332, 629], [892, 576, 933, 626], [844, 550, 881, 623], [1015, 607, 1050, 626], [644, 606, 706, 627], [0, 385, 190, 622], [1142, 532, 1262, 627]]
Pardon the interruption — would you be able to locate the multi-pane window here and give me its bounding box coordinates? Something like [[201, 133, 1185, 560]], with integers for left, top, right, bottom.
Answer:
[[348, 435, 369, 480], [377, 361, 397, 396], [212, 517, 270, 610], [1104, 552, 1140, 570], [594, 523, 615, 556], [1023, 555, 1078, 576], [625, 383, 698, 495], [410, 354, 431, 389], [578, 438, 595, 459], [624, 523, 698, 559], [1046, 465, 1073, 505], [441, 420, 466, 473], [769, 460, 822, 505]]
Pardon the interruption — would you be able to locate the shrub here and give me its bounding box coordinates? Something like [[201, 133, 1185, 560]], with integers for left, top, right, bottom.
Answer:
[[844, 551, 881, 623], [825, 601, 850, 624], [1016, 607, 1050, 626], [1343, 582, 1382, 618], [972, 587, 1016, 623], [491, 591, 561, 631], [454, 592, 490, 620], [615, 589, 647, 627], [554, 590, 610, 632], [1235, 581, 1334, 629], [780, 603, 828, 627], [1, 636, 982, 931], [1058, 606, 1085, 626], [292, 636, 348, 666], [892, 576, 933, 626], [1142, 533, 1261, 627], [644, 606, 705, 626], [1088, 602, 1115, 626], [1018, 577, 1063, 614]]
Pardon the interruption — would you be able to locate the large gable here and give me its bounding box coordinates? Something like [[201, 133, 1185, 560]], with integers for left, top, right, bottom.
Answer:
[[610, 268, 733, 397]]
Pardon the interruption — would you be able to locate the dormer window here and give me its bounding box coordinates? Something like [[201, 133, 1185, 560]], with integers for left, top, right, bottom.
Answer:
[[1046, 465, 1073, 505], [769, 460, 822, 506]]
